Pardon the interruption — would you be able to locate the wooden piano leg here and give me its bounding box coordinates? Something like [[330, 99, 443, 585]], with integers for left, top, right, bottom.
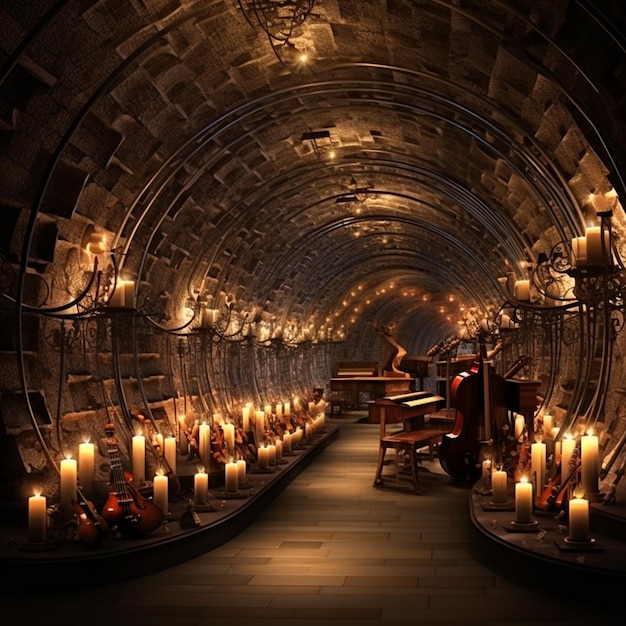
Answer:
[[410, 446, 421, 494], [374, 443, 387, 486]]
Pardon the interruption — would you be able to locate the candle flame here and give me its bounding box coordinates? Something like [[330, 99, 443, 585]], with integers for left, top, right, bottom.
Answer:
[[574, 484, 585, 499], [520, 475, 528, 484], [196, 466, 205, 474], [33, 490, 42, 498]]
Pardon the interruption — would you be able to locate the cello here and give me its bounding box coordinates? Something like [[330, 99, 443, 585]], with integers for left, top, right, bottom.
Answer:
[[439, 337, 506, 482]]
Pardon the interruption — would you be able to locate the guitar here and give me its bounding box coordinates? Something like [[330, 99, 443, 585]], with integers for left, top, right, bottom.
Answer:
[[100, 423, 164, 536]]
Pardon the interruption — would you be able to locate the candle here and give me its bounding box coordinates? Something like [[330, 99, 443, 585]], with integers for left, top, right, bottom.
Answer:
[[568, 496, 590, 542], [237, 459, 247, 486], [268, 443, 277, 466], [571, 236, 587, 267], [275, 438, 283, 461], [78, 442, 95, 499], [561, 436, 576, 482], [581, 433, 599, 497], [531, 441, 546, 494], [275, 403, 283, 418], [108, 279, 136, 308], [257, 446, 269, 469], [28, 493, 47, 542], [223, 423, 235, 459], [585, 226, 610, 265], [164, 436, 177, 474], [199, 423, 211, 468], [514, 279, 530, 301], [482, 459, 492, 479], [60, 458, 77, 516], [153, 473, 168, 514], [542, 415, 553, 439], [492, 470, 508, 504], [194, 469, 208, 505], [225, 461, 238, 493], [284, 402, 290, 415], [514, 414, 525, 440], [132, 435, 146, 484], [515, 477, 533, 524], [282, 432, 292, 454]]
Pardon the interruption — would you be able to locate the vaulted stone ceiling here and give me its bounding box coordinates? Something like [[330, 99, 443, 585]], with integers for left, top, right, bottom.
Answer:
[[2, 0, 626, 354]]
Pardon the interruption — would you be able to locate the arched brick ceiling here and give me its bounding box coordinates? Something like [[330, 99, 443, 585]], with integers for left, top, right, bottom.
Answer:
[[2, 0, 625, 351]]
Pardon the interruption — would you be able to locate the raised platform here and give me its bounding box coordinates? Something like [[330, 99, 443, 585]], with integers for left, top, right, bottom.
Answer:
[[0, 425, 339, 595], [470, 477, 626, 598]]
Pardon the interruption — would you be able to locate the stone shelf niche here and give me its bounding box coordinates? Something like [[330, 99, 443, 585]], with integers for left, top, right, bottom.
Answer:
[[0, 425, 339, 595]]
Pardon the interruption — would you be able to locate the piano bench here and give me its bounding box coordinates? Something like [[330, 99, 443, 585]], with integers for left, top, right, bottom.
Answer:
[[374, 428, 449, 494]]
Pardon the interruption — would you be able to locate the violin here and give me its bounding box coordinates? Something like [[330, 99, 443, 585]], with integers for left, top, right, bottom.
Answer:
[[100, 423, 164, 537], [72, 497, 110, 547]]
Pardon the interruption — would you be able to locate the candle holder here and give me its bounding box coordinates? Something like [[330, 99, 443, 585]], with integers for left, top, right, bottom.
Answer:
[[505, 519, 539, 533]]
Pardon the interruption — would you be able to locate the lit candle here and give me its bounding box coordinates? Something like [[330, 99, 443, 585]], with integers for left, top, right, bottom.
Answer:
[[222, 423, 235, 459], [164, 436, 177, 474], [482, 459, 492, 478], [225, 461, 238, 493], [132, 434, 146, 484], [531, 441, 546, 494], [275, 403, 283, 418], [515, 477, 533, 524], [153, 472, 168, 514], [491, 470, 508, 504], [237, 459, 247, 486], [282, 432, 292, 454], [275, 438, 283, 461], [568, 495, 590, 542], [257, 446, 269, 469], [78, 441, 95, 499], [561, 435, 576, 482], [267, 443, 277, 466], [28, 493, 47, 542], [60, 457, 77, 516], [108, 279, 136, 308], [199, 423, 211, 468], [514, 279, 530, 301], [581, 433, 599, 497], [194, 469, 208, 505], [284, 402, 290, 415]]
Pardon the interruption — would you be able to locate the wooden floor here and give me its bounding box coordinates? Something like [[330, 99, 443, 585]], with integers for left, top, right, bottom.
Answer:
[[4, 416, 618, 625]]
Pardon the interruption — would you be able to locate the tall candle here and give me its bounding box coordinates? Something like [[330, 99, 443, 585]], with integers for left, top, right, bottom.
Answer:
[[164, 436, 177, 474], [275, 438, 283, 461], [28, 493, 47, 542], [225, 461, 238, 493], [284, 402, 290, 415], [282, 432, 292, 454], [237, 459, 247, 486], [132, 435, 146, 484], [492, 470, 508, 504], [153, 473, 168, 514], [514, 414, 525, 440], [581, 434, 599, 497], [515, 477, 533, 524], [194, 470, 208, 505], [199, 423, 211, 468], [568, 496, 590, 541], [257, 446, 269, 469], [268, 443, 277, 466], [560, 436, 576, 482], [78, 442, 95, 499], [531, 441, 546, 494], [60, 458, 77, 516], [542, 414, 553, 439], [223, 423, 235, 459]]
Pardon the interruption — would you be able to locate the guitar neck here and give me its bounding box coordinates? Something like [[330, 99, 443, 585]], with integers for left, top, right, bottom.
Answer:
[[106, 440, 131, 500]]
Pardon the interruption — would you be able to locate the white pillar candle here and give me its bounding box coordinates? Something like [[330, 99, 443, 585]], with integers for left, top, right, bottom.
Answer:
[[164, 436, 177, 474], [282, 432, 292, 454], [585, 226, 610, 265], [482, 459, 492, 478], [571, 236, 587, 267], [153, 473, 168, 514], [60, 458, 77, 516], [268, 443, 277, 466], [199, 423, 211, 468], [237, 459, 247, 486], [531, 441, 546, 494], [514, 279, 530, 301], [222, 423, 235, 459], [284, 402, 290, 415], [491, 470, 508, 504], [561, 436, 576, 481], [275, 438, 283, 461], [225, 461, 238, 493], [568, 496, 590, 541], [514, 414, 525, 440], [78, 442, 95, 499], [275, 403, 283, 418], [28, 493, 47, 542], [194, 470, 208, 505], [581, 434, 599, 497], [257, 446, 269, 469], [542, 415, 553, 439], [132, 435, 146, 484], [515, 477, 533, 524]]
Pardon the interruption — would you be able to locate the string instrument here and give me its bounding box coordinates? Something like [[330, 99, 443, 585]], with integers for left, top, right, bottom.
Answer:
[[439, 338, 509, 482], [71, 496, 110, 547], [536, 455, 581, 513], [100, 423, 164, 536]]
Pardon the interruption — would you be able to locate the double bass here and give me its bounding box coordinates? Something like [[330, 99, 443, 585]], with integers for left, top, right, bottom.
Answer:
[[439, 338, 507, 482]]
